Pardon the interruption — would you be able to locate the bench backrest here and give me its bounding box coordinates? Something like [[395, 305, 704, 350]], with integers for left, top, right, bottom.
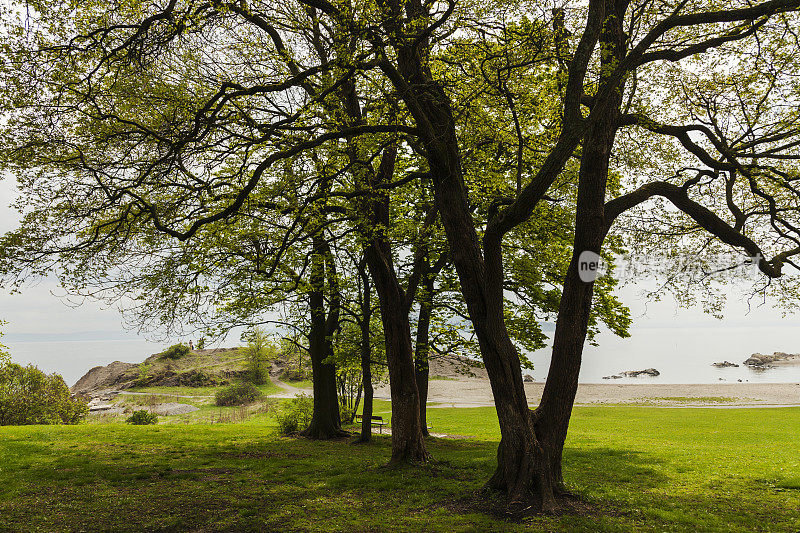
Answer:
[[356, 415, 384, 421]]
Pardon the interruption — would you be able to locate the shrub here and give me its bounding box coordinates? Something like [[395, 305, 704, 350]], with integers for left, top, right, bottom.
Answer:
[[274, 393, 313, 435], [159, 343, 191, 360], [126, 410, 158, 425], [241, 328, 275, 385], [339, 401, 356, 425], [133, 362, 152, 387], [215, 382, 262, 406], [0, 362, 88, 425], [280, 368, 313, 382]]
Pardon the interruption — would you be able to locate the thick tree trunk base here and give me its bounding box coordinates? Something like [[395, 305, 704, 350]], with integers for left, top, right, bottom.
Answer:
[[299, 423, 350, 440], [469, 486, 589, 518], [481, 426, 577, 515], [388, 435, 431, 465]]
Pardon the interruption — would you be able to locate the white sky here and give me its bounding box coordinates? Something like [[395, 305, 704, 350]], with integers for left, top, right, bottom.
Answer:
[[1, 172, 796, 343]]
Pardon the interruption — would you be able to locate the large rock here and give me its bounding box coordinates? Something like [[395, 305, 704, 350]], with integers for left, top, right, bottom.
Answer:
[[744, 352, 800, 367], [71, 361, 138, 395], [609, 368, 661, 378]]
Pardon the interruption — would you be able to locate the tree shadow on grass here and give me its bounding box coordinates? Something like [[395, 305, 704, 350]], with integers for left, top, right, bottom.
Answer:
[[1, 432, 797, 532]]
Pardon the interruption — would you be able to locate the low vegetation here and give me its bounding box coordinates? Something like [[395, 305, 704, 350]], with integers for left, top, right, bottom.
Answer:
[[125, 410, 158, 425], [274, 393, 314, 435], [0, 404, 797, 531], [215, 382, 263, 407], [0, 362, 87, 425], [159, 344, 192, 360]]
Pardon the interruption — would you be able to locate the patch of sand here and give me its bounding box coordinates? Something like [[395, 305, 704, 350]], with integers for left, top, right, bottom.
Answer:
[[376, 379, 800, 408]]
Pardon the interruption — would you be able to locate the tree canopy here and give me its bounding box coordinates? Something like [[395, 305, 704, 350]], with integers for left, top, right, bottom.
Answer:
[[2, 0, 800, 513]]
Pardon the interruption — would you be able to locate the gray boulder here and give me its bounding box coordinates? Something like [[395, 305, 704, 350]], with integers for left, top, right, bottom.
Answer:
[[620, 368, 660, 377]]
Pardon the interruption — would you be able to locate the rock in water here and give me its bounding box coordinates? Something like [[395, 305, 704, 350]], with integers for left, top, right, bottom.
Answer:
[[743, 352, 800, 367], [712, 361, 739, 368], [619, 368, 660, 377]]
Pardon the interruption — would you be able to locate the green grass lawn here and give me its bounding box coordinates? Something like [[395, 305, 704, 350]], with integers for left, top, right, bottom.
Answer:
[[1, 405, 798, 531], [283, 379, 314, 390]]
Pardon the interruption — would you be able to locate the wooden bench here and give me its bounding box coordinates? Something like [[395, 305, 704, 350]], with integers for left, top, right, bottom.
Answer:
[[355, 414, 387, 433]]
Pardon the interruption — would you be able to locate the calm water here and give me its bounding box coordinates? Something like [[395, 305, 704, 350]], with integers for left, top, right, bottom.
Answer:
[[5, 339, 165, 386], [527, 325, 800, 384], [5, 325, 800, 387]]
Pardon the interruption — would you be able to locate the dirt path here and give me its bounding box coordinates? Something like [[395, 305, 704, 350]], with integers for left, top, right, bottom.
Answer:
[[267, 375, 310, 398]]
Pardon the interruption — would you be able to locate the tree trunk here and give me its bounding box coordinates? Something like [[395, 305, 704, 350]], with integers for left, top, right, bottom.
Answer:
[[361, 147, 428, 462], [357, 259, 374, 443], [351, 380, 362, 425], [383, 3, 607, 508], [365, 242, 429, 462], [534, 3, 628, 491], [414, 269, 434, 436], [301, 233, 347, 439], [382, 0, 630, 508], [338, 76, 428, 460]]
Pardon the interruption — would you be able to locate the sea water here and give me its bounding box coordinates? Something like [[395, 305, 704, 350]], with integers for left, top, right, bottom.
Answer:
[[527, 325, 800, 384], [5, 325, 800, 387]]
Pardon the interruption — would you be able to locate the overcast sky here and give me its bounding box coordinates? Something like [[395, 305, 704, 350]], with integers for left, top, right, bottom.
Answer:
[[0, 173, 797, 344]]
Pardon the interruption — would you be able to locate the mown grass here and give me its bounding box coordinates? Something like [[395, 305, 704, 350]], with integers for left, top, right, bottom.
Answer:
[[283, 379, 314, 390], [0, 405, 798, 531]]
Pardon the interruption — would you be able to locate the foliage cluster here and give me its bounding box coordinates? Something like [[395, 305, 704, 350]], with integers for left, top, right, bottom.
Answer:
[[159, 344, 191, 360], [125, 410, 158, 425], [241, 329, 275, 385], [0, 360, 87, 426], [274, 393, 313, 435], [214, 382, 262, 407]]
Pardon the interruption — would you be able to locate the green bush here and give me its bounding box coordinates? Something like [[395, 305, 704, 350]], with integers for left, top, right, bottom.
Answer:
[[339, 401, 356, 425], [275, 393, 313, 435], [159, 343, 191, 360], [280, 368, 313, 382], [215, 382, 262, 406], [0, 362, 88, 425], [241, 329, 275, 385], [126, 410, 158, 425]]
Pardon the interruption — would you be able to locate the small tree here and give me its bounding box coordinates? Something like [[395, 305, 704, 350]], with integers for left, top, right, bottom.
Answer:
[[135, 362, 152, 386], [0, 360, 88, 425], [241, 329, 274, 385]]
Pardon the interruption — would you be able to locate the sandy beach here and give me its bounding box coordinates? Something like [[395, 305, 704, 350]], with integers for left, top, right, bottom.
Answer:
[[376, 379, 800, 408]]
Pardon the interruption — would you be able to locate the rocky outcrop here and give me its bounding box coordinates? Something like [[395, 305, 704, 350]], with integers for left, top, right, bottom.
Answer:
[[71, 361, 138, 395], [71, 347, 252, 395], [603, 368, 660, 379], [744, 352, 800, 367], [523, 374, 534, 383], [712, 361, 739, 368], [135, 369, 235, 388]]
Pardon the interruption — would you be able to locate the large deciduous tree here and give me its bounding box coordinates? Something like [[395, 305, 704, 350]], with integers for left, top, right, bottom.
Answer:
[[2, 0, 800, 513]]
